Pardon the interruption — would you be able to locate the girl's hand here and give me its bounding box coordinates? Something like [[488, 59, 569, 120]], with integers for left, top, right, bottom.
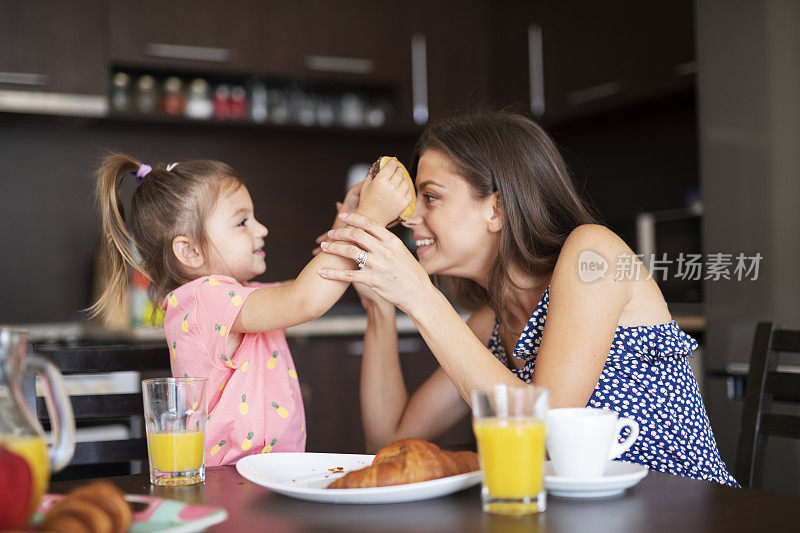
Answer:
[[317, 211, 434, 313], [341, 180, 364, 215], [313, 179, 368, 255], [356, 158, 413, 227]]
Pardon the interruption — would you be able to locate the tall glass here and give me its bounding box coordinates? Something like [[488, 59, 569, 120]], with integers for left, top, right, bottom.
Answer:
[[472, 384, 549, 516], [142, 377, 208, 486]]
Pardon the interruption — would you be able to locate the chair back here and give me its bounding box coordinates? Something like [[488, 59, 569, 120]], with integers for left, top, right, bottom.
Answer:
[[735, 322, 800, 488], [33, 343, 171, 478]]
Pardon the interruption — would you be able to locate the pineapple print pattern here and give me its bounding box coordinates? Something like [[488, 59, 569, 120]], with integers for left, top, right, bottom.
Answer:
[[267, 350, 278, 370], [215, 323, 227, 336], [203, 277, 221, 286], [288, 368, 297, 379], [239, 394, 248, 415], [210, 439, 226, 456], [168, 291, 178, 307], [241, 431, 254, 451], [229, 291, 243, 306], [220, 354, 234, 369], [272, 402, 289, 419], [261, 438, 277, 454], [171, 340, 176, 359], [181, 313, 189, 333]]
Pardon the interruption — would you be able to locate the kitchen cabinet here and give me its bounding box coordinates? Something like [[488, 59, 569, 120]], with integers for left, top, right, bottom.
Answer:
[[407, 0, 491, 125], [0, 0, 106, 94], [254, 1, 411, 84], [107, 0, 265, 74], [251, 0, 416, 127], [490, 0, 695, 123], [289, 334, 475, 454]]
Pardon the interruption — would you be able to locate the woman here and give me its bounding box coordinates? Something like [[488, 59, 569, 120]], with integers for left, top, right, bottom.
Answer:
[[318, 111, 737, 486]]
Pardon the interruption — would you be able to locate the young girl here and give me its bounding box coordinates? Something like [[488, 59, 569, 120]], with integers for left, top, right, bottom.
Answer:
[[91, 154, 412, 466], [319, 111, 738, 486]]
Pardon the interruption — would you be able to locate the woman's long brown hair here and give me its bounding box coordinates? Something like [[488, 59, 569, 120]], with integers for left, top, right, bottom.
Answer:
[[89, 153, 242, 323], [412, 110, 599, 332]]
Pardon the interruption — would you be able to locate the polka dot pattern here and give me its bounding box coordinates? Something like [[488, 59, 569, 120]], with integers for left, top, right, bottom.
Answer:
[[487, 286, 739, 487]]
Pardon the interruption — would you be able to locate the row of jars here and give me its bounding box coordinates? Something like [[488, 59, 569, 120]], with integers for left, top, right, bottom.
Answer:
[[110, 72, 394, 128]]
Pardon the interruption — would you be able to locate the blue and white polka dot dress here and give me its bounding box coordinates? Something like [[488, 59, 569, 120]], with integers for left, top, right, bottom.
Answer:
[[487, 286, 739, 487]]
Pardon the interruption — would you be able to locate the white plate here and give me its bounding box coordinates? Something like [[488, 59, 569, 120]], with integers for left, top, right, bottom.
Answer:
[[236, 452, 482, 504], [544, 460, 648, 498]]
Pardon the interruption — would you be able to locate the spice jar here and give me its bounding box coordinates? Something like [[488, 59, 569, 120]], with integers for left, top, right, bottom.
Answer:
[[269, 89, 289, 124], [213, 84, 231, 120], [229, 86, 247, 121], [135, 75, 157, 114], [186, 78, 213, 120], [110, 72, 132, 112], [161, 77, 185, 116], [249, 81, 267, 123]]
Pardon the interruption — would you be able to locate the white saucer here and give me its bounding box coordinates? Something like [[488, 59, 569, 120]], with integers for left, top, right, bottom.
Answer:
[[544, 460, 648, 498]]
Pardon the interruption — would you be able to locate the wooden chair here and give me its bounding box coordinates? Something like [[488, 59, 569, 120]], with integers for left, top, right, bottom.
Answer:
[[32, 342, 171, 480], [735, 322, 800, 488]]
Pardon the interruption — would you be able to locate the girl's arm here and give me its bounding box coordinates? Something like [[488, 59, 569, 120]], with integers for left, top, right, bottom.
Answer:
[[319, 215, 632, 408], [232, 160, 412, 333], [360, 300, 496, 453]]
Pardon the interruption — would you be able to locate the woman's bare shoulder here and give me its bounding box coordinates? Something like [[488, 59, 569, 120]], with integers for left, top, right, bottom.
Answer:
[[550, 225, 670, 330], [563, 224, 629, 254], [466, 305, 497, 346], [551, 224, 633, 303]]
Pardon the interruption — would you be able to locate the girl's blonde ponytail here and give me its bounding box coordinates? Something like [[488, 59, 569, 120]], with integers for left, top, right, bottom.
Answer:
[[88, 153, 147, 323]]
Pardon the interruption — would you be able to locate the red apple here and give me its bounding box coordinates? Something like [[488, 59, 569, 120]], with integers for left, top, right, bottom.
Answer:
[[0, 445, 34, 530]]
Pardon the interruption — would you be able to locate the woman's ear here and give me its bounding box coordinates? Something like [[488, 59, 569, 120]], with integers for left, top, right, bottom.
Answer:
[[487, 192, 503, 233], [172, 236, 205, 270]]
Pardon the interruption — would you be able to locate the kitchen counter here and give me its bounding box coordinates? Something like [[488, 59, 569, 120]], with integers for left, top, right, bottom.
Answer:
[[6, 313, 424, 346], [5, 311, 706, 344]]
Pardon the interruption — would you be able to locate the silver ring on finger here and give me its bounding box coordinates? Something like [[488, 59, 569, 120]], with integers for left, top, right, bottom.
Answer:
[[357, 250, 368, 269]]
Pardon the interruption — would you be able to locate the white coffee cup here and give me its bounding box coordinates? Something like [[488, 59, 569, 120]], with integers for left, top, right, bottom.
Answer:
[[546, 408, 639, 478]]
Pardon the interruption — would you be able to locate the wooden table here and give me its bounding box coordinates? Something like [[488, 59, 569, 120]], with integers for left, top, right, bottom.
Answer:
[[50, 466, 800, 532]]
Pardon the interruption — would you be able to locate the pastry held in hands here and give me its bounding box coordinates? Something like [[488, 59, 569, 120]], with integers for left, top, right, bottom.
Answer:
[[369, 156, 416, 221], [327, 438, 479, 489], [39, 480, 132, 533]]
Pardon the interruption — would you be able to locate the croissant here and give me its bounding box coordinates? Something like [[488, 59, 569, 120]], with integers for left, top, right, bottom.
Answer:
[[328, 438, 479, 489], [39, 481, 132, 533]]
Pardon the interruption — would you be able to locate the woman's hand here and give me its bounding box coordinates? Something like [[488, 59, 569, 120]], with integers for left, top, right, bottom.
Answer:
[[353, 277, 395, 314], [313, 225, 395, 313], [355, 158, 413, 227], [318, 211, 434, 313]]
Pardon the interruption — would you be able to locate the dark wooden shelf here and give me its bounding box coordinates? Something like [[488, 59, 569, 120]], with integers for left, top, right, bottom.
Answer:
[[0, 109, 419, 138]]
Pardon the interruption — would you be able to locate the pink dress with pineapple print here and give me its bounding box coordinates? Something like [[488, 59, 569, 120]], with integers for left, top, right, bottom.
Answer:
[[162, 275, 306, 466]]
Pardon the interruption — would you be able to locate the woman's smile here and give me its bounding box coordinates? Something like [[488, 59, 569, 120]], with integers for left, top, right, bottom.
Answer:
[[414, 236, 436, 256]]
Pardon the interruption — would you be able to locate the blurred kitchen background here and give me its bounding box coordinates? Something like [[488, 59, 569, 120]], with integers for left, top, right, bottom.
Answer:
[[0, 0, 798, 494]]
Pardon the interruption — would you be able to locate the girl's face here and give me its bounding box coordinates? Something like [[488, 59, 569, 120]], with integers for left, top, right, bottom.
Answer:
[[403, 149, 499, 283], [204, 183, 268, 282]]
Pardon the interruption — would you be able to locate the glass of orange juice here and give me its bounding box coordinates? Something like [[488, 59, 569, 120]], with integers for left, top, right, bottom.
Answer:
[[142, 377, 207, 486], [472, 384, 549, 516]]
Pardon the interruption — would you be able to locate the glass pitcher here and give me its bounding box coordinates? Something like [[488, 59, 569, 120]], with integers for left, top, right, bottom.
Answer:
[[0, 328, 75, 520]]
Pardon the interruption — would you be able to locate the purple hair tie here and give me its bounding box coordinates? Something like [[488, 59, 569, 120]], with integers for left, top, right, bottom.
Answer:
[[134, 163, 152, 184]]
